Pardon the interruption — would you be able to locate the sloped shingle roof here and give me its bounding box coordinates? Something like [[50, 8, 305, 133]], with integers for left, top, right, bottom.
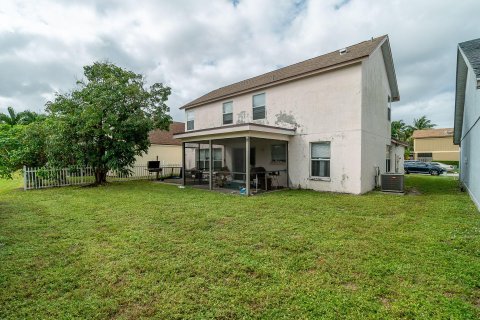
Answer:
[[412, 128, 454, 139], [149, 121, 184, 146], [459, 38, 480, 77], [182, 35, 391, 109]]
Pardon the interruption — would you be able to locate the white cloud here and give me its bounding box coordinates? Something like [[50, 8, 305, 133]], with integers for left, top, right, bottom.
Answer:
[[1, 0, 479, 127]]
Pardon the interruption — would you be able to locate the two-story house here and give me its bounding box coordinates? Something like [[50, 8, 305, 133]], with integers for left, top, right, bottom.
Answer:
[[174, 35, 401, 195]]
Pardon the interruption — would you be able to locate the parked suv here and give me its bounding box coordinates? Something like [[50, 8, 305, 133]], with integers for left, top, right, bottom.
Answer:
[[404, 162, 445, 175]]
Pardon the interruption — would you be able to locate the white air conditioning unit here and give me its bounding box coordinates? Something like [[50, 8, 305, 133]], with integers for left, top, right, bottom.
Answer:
[[381, 173, 404, 193]]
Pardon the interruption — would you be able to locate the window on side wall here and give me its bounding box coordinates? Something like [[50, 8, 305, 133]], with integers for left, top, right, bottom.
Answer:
[[387, 96, 391, 121], [252, 93, 265, 120], [223, 101, 233, 125], [311, 142, 330, 178], [386, 145, 391, 173], [271, 144, 286, 163], [186, 110, 194, 131]]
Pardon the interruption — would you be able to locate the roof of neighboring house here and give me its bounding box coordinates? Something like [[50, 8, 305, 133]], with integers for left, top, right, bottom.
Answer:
[[391, 138, 408, 147], [412, 128, 454, 139], [454, 38, 480, 145], [459, 38, 480, 77], [182, 35, 399, 109], [149, 121, 184, 146]]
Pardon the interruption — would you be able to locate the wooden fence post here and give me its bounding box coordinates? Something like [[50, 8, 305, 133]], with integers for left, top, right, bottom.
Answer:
[[23, 166, 27, 191]]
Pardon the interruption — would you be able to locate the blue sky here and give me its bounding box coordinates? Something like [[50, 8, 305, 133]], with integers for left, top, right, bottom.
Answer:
[[1, 0, 479, 127]]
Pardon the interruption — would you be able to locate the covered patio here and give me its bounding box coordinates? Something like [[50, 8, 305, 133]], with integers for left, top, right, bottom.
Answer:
[[174, 123, 295, 195]]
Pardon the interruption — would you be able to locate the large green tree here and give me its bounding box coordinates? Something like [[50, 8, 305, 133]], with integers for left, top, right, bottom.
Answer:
[[45, 62, 172, 184]]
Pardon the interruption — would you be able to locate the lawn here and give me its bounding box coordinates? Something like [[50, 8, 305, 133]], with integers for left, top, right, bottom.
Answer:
[[0, 176, 479, 319]]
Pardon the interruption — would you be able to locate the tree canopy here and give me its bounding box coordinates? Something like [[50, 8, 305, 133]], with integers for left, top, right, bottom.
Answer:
[[411, 115, 436, 131], [0, 106, 46, 126], [0, 122, 47, 179], [45, 62, 172, 184]]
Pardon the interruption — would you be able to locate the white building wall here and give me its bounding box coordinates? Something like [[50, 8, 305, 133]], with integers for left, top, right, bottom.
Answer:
[[360, 46, 392, 193], [190, 64, 364, 193], [460, 60, 480, 210]]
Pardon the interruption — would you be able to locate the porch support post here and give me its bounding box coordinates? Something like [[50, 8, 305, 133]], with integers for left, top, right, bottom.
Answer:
[[209, 140, 213, 190], [182, 142, 186, 186], [245, 136, 250, 196], [286, 141, 289, 188]]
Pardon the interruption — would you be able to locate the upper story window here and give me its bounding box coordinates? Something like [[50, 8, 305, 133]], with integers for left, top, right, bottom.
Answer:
[[311, 142, 330, 178], [223, 101, 233, 125], [186, 110, 194, 131], [387, 96, 391, 121], [252, 93, 266, 120]]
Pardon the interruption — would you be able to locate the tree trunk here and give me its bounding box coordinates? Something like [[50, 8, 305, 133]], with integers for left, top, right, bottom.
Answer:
[[94, 168, 107, 185]]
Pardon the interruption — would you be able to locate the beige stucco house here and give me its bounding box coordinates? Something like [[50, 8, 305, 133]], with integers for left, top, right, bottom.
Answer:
[[174, 35, 401, 195], [412, 128, 459, 162], [134, 122, 184, 166]]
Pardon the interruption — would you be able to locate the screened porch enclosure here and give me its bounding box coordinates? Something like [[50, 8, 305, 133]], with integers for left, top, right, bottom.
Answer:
[[181, 137, 289, 194]]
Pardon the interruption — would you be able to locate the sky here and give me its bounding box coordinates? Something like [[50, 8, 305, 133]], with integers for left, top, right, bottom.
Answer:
[[0, 0, 479, 128]]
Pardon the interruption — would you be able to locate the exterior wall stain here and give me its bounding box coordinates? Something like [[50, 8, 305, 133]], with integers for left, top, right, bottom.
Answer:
[[275, 111, 300, 129], [236, 111, 247, 124]]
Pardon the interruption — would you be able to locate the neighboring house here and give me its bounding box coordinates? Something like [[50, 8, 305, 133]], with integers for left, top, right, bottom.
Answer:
[[412, 128, 459, 162], [134, 122, 184, 166], [174, 35, 400, 194], [454, 38, 480, 210]]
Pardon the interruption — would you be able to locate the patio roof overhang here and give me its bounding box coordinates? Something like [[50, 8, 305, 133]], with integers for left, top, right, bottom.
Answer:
[[173, 123, 295, 143]]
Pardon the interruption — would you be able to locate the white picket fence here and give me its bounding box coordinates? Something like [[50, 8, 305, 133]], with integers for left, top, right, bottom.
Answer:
[[23, 164, 182, 190]]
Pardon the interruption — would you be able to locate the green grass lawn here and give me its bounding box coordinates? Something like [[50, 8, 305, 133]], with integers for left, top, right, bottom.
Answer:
[[0, 176, 479, 319]]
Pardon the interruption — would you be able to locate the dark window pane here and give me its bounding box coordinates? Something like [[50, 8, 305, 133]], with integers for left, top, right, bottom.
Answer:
[[311, 160, 330, 177], [223, 113, 233, 124], [187, 120, 194, 130], [271, 144, 286, 162], [214, 160, 222, 171], [253, 106, 265, 120], [418, 153, 432, 157], [213, 149, 222, 161]]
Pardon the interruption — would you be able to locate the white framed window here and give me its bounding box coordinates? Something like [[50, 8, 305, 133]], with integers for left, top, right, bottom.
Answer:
[[252, 93, 265, 120], [197, 148, 222, 171], [311, 142, 330, 178], [223, 101, 233, 125], [271, 144, 286, 162], [186, 110, 194, 131]]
